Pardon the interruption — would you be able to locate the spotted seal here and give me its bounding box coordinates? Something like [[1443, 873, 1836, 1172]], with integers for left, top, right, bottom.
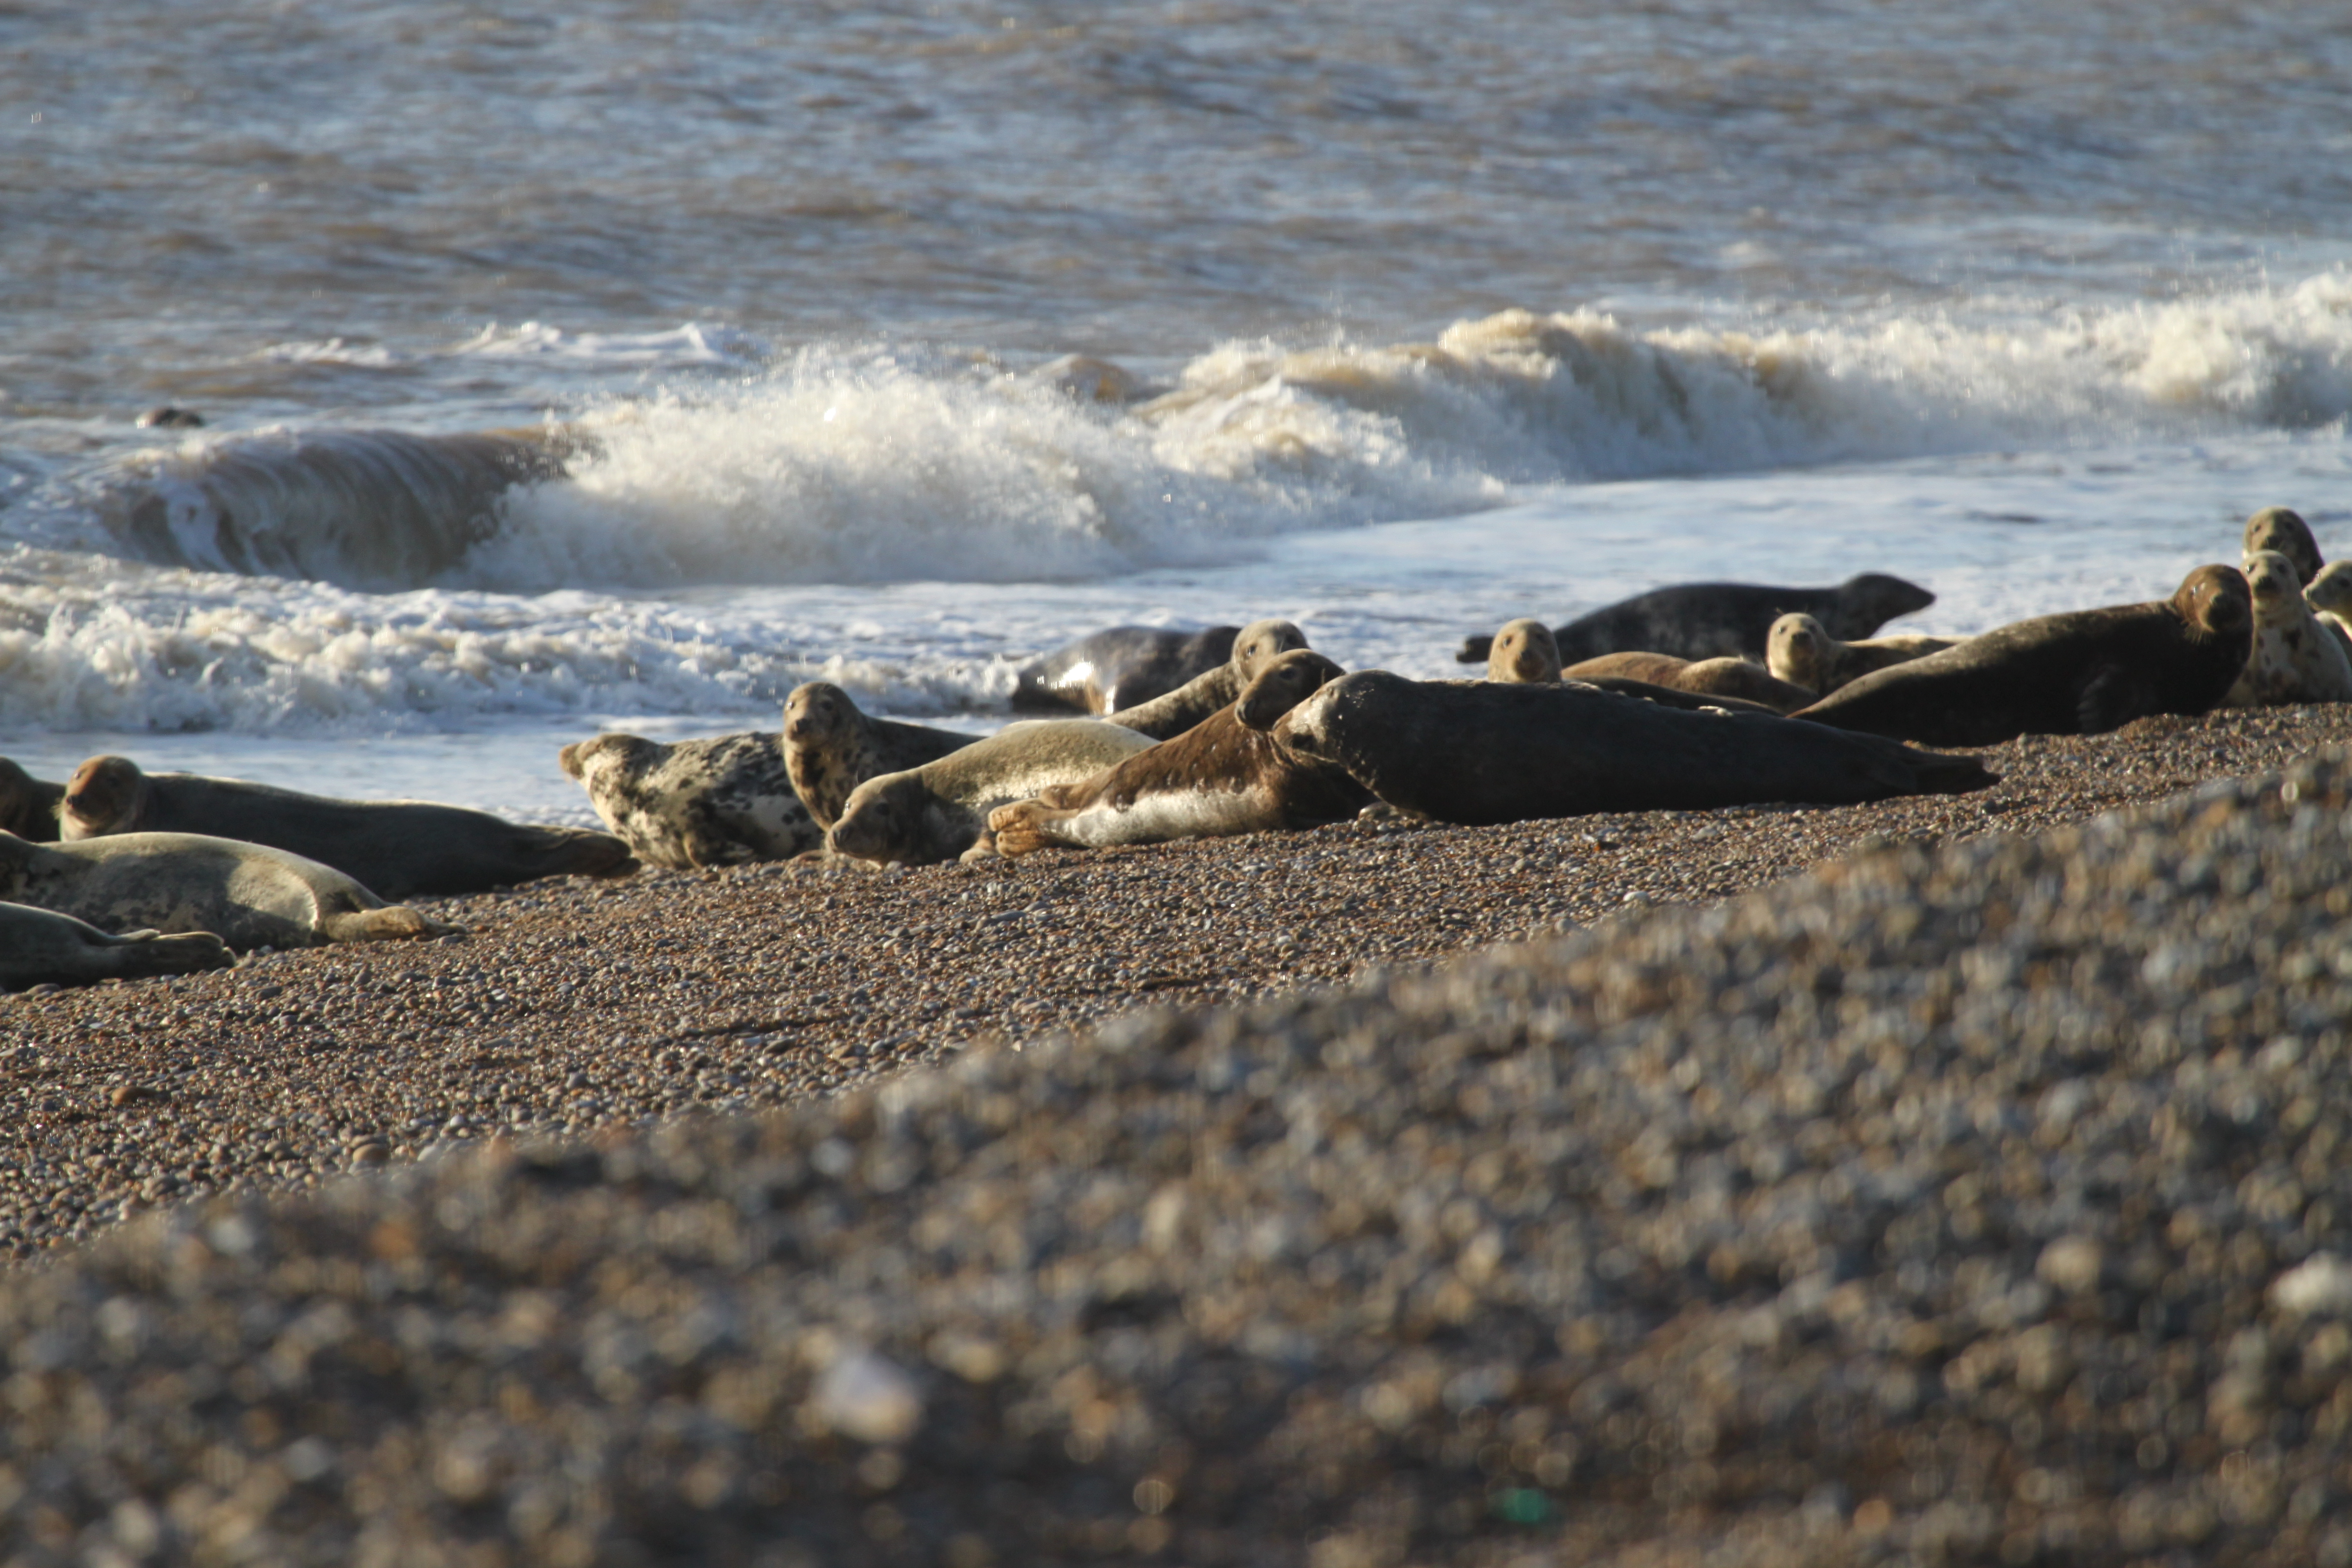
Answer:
[[2223, 550, 2352, 707], [1012, 625, 1241, 715], [63, 755, 635, 898], [781, 684, 975, 831], [1268, 672, 1993, 825], [1454, 573, 1935, 666], [828, 720, 1156, 866], [1562, 652, 1815, 713], [1764, 613, 1959, 697], [1103, 619, 1311, 740], [1793, 565, 2253, 746], [2245, 506, 2322, 587], [988, 651, 1366, 855], [558, 732, 822, 870], [1485, 620, 1562, 684], [0, 760, 61, 842], [0, 831, 451, 950], [2307, 561, 2352, 656], [0, 901, 232, 990]]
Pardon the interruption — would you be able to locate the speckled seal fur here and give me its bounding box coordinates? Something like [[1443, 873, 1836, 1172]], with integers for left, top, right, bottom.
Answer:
[[2224, 549, 2352, 707], [829, 720, 1156, 866], [1102, 618, 1311, 740], [560, 732, 819, 871], [1564, 651, 1816, 713], [1765, 612, 1957, 697], [0, 900, 231, 990], [781, 684, 973, 831]]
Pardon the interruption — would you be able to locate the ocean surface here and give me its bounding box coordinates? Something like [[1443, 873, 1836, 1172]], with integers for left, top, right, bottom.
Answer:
[[4, 0, 2349, 826]]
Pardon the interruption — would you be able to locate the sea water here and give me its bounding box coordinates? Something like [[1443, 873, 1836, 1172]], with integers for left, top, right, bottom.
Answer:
[[4, 0, 2348, 826]]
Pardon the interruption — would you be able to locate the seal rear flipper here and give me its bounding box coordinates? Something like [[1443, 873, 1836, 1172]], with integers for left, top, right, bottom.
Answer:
[[110, 929, 235, 977], [1898, 749, 2001, 797], [1456, 635, 1494, 664], [986, 800, 1059, 858], [319, 906, 454, 943]]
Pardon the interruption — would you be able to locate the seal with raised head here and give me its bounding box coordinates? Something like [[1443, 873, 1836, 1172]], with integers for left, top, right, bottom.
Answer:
[[1562, 652, 1815, 713], [0, 901, 232, 990], [1486, 619, 1562, 684], [988, 651, 1367, 855], [560, 732, 822, 869], [1012, 625, 1240, 715], [1765, 612, 1958, 697], [64, 755, 636, 898], [2223, 550, 2352, 707], [0, 831, 451, 950], [2245, 506, 2322, 587], [1269, 672, 1993, 825], [828, 720, 1156, 866], [1454, 573, 1935, 666], [1104, 618, 1311, 740], [0, 760, 61, 842], [781, 683, 975, 831], [1793, 565, 2254, 747]]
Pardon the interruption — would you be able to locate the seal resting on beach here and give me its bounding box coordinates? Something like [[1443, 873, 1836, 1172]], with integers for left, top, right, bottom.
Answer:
[[1485, 620, 1562, 684], [0, 831, 450, 950], [781, 684, 974, 831], [0, 901, 232, 990], [559, 732, 821, 869], [1012, 625, 1240, 715], [1793, 565, 2254, 747], [2306, 561, 2352, 654], [1562, 652, 1815, 713], [1454, 573, 1934, 666], [2245, 506, 2322, 586], [0, 760, 62, 842], [828, 720, 1155, 866], [63, 756, 636, 898], [1103, 618, 1313, 740], [988, 651, 1368, 856], [1268, 672, 1993, 825], [1765, 612, 1959, 697], [2222, 550, 2352, 708]]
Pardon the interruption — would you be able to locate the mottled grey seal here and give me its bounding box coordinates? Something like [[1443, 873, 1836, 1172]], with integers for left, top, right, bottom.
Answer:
[[781, 684, 975, 831], [1454, 573, 1935, 665], [1012, 625, 1240, 715], [0, 901, 232, 990], [1765, 612, 1958, 697], [828, 720, 1155, 867], [64, 755, 635, 898], [0, 760, 61, 842], [2223, 550, 2352, 707], [1104, 619, 1311, 740], [0, 831, 450, 950], [1485, 620, 1562, 684], [1270, 672, 1993, 825], [1563, 652, 1815, 713], [1794, 565, 2253, 747], [559, 732, 821, 870], [988, 651, 1366, 855], [2306, 561, 2352, 657], [2245, 506, 2322, 587]]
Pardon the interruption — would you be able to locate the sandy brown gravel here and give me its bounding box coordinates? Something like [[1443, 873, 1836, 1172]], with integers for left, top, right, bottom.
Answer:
[[0, 702, 2346, 1260]]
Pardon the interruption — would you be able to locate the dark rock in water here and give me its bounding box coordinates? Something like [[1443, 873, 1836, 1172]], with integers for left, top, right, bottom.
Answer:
[[134, 405, 204, 429], [1456, 572, 1935, 665], [1014, 624, 1239, 714]]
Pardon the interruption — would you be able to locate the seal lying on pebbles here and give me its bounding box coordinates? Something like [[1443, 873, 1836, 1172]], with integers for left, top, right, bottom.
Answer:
[[2223, 550, 2352, 707], [63, 756, 635, 898], [1485, 619, 1562, 683], [2246, 504, 2322, 585], [988, 651, 1367, 855], [1102, 618, 1311, 740], [559, 732, 821, 869], [1454, 572, 1934, 665], [1563, 652, 1815, 713], [0, 760, 61, 842], [1012, 624, 1239, 715], [0, 901, 231, 989], [2308, 561, 2352, 652], [781, 683, 973, 831], [1765, 612, 1959, 697], [0, 832, 450, 949], [1271, 671, 1993, 825], [828, 720, 1155, 866], [1795, 564, 2253, 746]]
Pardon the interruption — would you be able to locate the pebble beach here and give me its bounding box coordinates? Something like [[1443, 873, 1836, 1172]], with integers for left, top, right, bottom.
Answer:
[[1, 706, 2350, 1564]]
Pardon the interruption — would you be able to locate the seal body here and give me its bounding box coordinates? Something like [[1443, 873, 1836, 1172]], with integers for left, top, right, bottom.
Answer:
[[828, 720, 1155, 866], [2223, 550, 2352, 707], [2305, 561, 2352, 661], [2245, 506, 2321, 586], [0, 901, 232, 990], [0, 831, 450, 950], [1765, 613, 1958, 697], [1101, 619, 1312, 740], [1486, 620, 1562, 684], [1794, 566, 2254, 747], [1563, 652, 1815, 713], [1455, 573, 1934, 665], [781, 684, 974, 830], [1272, 673, 1993, 826], [988, 651, 1365, 855], [0, 760, 61, 842], [559, 732, 820, 870], [65, 756, 636, 898], [1013, 625, 1239, 715]]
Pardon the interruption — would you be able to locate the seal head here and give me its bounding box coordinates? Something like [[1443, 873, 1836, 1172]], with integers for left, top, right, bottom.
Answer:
[[2245, 506, 2322, 587], [1486, 620, 1562, 684]]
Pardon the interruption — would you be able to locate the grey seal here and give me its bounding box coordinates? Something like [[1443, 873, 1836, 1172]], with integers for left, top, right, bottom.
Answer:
[[1485, 620, 1562, 684], [2222, 550, 2352, 707], [1103, 619, 1311, 740], [559, 732, 821, 870], [0, 901, 232, 990], [781, 684, 974, 831], [2245, 506, 2322, 587], [1013, 625, 1241, 715], [1766, 613, 1959, 697], [1563, 652, 1815, 713], [1455, 573, 1935, 665], [828, 720, 1155, 867]]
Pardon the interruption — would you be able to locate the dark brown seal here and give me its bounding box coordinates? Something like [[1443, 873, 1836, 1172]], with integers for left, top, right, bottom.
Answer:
[[1270, 671, 1993, 825], [0, 760, 62, 842], [62, 755, 635, 900], [1012, 625, 1240, 715], [1563, 652, 1815, 713], [781, 683, 975, 831], [2245, 506, 2322, 587], [1103, 619, 1311, 740], [988, 651, 1367, 855], [1793, 565, 2254, 747], [1455, 573, 1935, 665]]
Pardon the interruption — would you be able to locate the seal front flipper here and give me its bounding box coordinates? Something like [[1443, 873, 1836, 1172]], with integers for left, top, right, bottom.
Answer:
[[2076, 664, 2159, 735]]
